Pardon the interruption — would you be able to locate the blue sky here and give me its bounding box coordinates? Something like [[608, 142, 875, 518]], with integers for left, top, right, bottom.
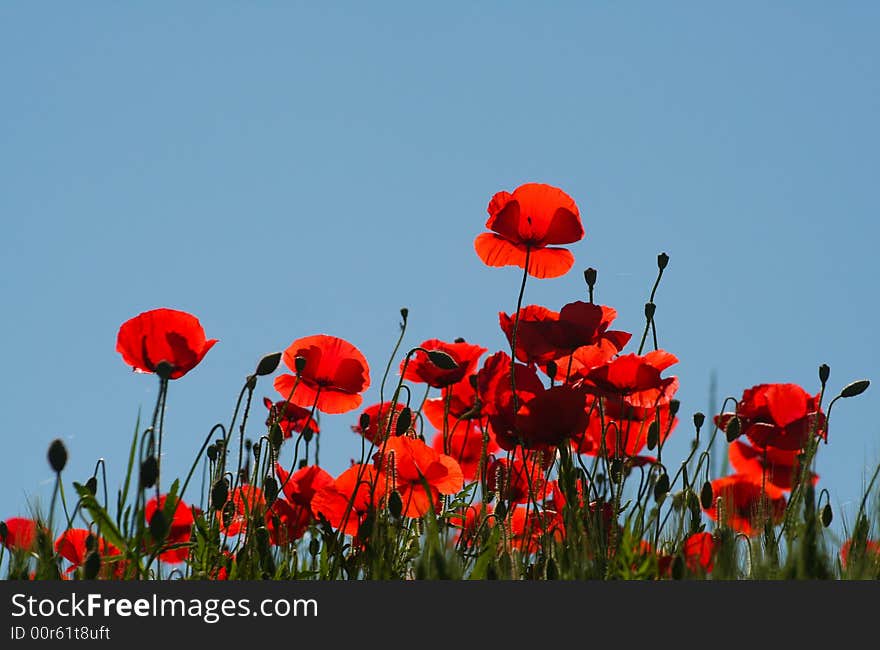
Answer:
[[1, 3, 877, 546]]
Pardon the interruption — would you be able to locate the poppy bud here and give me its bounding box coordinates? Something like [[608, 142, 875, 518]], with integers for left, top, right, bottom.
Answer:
[[268, 424, 283, 452], [724, 416, 741, 443], [359, 412, 371, 432], [840, 379, 870, 399], [302, 428, 313, 443], [264, 476, 279, 504], [139, 456, 159, 488], [155, 361, 174, 381], [818, 364, 830, 386], [700, 481, 713, 510], [395, 407, 413, 437], [309, 538, 320, 557], [47, 439, 68, 473], [294, 355, 307, 374], [454, 337, 466, 343], [669, 399, 680, 416], [357, 513, 374, 540], [644, 302, 656, 320], [85, 476, 98, 496], [0, 521, 7, 542], [206, 444, 218, 462], [687, 490, 701, 518], [426, 350, 458, 370], [584, 267, 597, 290], [388, 491, 403, 519], [654, 473, 670, 503], [400, 308, 409, 323], [298, 459, 308, 470], [821, 503, 833, 528], [647, 420, 660, 451], [245, 374, 258, 391], [610, 459, 624, 483], [255, 352, 282, 377], [210, 478, 229, 510], [657, 252, 669, 271], [545, 360, 558, 382], [693, 412, 705, 431], [150, 509, 168, 543], [84, 551, 101, 580]]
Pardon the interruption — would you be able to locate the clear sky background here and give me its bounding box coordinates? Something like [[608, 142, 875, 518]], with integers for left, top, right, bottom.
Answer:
[[1, 3, 878, 546]]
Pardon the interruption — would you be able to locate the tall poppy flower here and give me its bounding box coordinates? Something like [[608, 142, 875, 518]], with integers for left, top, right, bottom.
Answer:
[[728, 439, 816, 493], [477, 350, 545, 449], [486, 453, 551, 505], [715, 383, 826, 451], [311, 464, 382, 536], [499, 302, 630, 369], [116, 308, 217, 380], [577, 350, 679, 409], [264, 398, 320, 439], [145, 495, 199, 564], [514, 384, 590, 450], [274, 334, 371, 414], [374, 436, 464, 517], [703, 474, 786, 537], [1, 517, 39, 552], [54, 529, 125, 577], [658, 532, 716, 577], [474, 183, 584, 279], [267, 465, 331, 544], [402, 339, 487, 389]]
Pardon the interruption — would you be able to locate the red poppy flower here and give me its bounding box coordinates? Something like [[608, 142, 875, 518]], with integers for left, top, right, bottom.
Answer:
[[217, 485, 266, 537], [1, 517, 39, 552], [509, 506, 563, 552], [116, 308, 217, 380], [311, 464, 382, 536], [474, 183, 584, 279], [477, 351, 546, 449], [840, 538, 880, 568], [267, 465, 333, 545], [573, 398, 677, 458], [423, 376, 480, 431], [54, 529, 124, 577], [703, 474, 786, 537], [352, 402, 416, 444], [265, 498, 310, 545], [402, 339, 487, 389], [145, 495, 199, 564], [658, 532, 716, 577], [373, 437, 464, 517], [264, 398, 320, 439], [514, 385, 590, 450], [715, 383, 826, 451], [577, 350, 679, 409], [449, 503, 494, 548], [431, 424, 499, 481], [728, 439, 816, 493], [499, 302, 630, 369], [274, 334, 371, 415]]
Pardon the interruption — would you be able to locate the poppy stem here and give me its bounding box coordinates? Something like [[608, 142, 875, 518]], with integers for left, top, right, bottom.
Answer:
[[509, 247, 531, 417]]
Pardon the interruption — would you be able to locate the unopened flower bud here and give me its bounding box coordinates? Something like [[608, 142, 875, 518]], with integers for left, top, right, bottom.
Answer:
[[149, 509, 168, 543], [255, 352, 282, 377], [657, 252, 670, 270], [700, 481, 714, 510], [211, 478, 229, 510], [395, 407, 413, 437], [294, 355, 307, 374], [725, 416, 741, 443], [584, 267, 597, 289], [426, 350, 458, 370], [85, 477, 98, 496], [821, 503, 833, 528], [840, 379, 870, 399], [139, 456, 159, 488], [48, 439, 68, 473], [693, 412, 705, 431], [644, 302, 656, 320], [818, 364, 830, 386]]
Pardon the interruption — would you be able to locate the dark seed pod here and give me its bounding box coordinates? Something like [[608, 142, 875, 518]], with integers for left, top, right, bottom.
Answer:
[[48, 439, 68, 473], [840, 380, 870, 399], [426, 350, 458, 370], [657, 252, 670, 271], [206, 444, 218, 462], [693, 412, 705, 431], [725, 416, 741, 443], [210, 478, 229, 510], [821, 503, 833, 528], [255, 352, 282, 377], [400, 308, 409, 323], [388, 491, 403, 519], [584, 267, 597, 290], [149, 510, 168, 543], [139, 456, 159, 489], [700, 481, 714, 510], [653, 473, 670, 503], [359, 412, 371, 432], [85, 476, 98, 496], [395, 407, 413, 437], [154, 361, 174, 380], [647, 420, 660, 450]]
